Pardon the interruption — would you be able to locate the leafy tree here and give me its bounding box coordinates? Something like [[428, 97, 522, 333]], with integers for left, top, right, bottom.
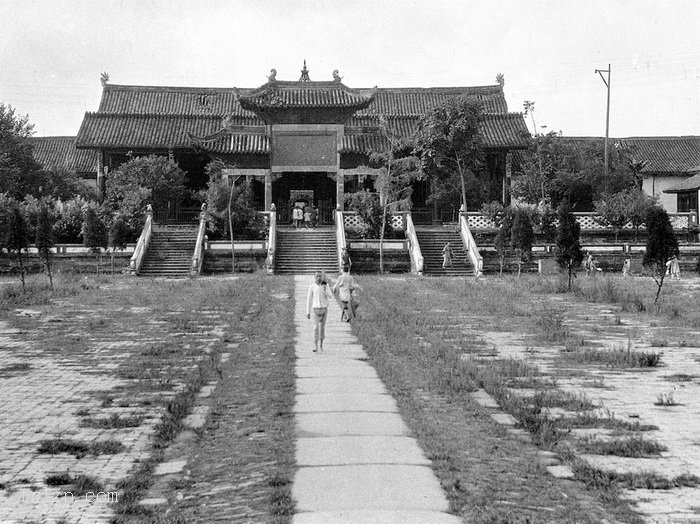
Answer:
[[511, 209, 534, 277], [416, 96, 485, 211], [53, 197, 90, 243], [4, 205, 30, 291], [512, 133, 638, 211], [108, 217, 130, 275], [494, 209, 513, 275], [0, 103, 40, 200], [625, 188, 657, 241], [643, 206, 679, 304], [82, 206, 108, 274], [35, 204, 55, 290], [480, 201, 506, 228], [594, 191, 630, 241], [344, 190, 383, 238], [104, 155, 186, 230], [555, 202, 584, 291]]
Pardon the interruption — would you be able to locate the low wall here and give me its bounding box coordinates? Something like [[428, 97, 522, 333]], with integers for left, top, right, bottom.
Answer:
[[0, 245, 135, 275], [347, 240, 410, 273]]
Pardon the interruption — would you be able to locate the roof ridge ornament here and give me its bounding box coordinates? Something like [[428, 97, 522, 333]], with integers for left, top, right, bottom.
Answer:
[[268, 68, 277, 83], [100, 72, 110, 86], [299, 60, 310, 82], [332, 69, 343, 83]]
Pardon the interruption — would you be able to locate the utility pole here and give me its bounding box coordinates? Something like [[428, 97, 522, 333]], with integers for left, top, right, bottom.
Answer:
[[595, 64, 611, 179]]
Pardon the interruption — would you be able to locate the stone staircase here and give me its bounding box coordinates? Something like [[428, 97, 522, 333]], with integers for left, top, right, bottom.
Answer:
[[275, 227, 338, 275], [415, 228, 473, 276], [138, 224, 197, 277]]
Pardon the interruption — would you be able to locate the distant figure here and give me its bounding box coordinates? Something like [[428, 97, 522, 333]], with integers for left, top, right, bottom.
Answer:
[[311, 206, 318, 228], [292, 206, 304, 229], [666, 255, 681, 280], [585, 252, 601, 276], [341, 247, 351, 272], [622, 258, 631, 278], [333, 267, 359, 322], [442, 242, 454, 269], [303, 205, 313, 229]]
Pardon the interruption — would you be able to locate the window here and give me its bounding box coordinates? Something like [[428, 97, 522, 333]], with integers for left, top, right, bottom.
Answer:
[[677, 191, 698, 213]]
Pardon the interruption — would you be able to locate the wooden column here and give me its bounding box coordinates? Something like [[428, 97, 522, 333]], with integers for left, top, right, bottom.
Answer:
[[503, 152, 513, 206], [336, 170, 344, 211], [265, 170, 272, 211]]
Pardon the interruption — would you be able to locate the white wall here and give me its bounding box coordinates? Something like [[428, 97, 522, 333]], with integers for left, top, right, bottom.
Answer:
[[642, 175, 679, 212]]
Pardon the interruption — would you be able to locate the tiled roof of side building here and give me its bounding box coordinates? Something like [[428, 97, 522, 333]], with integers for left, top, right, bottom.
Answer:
[[28, 136, 98, 173], [561, 136, 700, 175]]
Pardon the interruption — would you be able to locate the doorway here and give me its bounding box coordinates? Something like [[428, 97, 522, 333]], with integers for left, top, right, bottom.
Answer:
[[272, 172, 336, 225]]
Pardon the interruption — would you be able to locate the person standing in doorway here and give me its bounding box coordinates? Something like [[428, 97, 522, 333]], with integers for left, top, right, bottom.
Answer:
[[292, 205, 303, 229], [304, 205, 313, 229], [307, 271, 334, 352], [310, 205, 318, 228]]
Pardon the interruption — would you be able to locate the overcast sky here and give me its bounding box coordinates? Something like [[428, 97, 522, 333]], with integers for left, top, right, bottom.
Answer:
[[1, 0, 698, 138]]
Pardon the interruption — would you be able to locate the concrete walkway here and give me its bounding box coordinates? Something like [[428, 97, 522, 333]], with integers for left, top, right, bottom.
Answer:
[[291, 275, 461, 524]]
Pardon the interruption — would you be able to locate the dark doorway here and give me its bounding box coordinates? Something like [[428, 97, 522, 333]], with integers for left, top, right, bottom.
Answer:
[[272, 172, 336, 224]]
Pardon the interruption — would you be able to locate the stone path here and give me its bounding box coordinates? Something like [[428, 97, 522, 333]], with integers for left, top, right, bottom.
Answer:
[[291, 275, 461, 524]]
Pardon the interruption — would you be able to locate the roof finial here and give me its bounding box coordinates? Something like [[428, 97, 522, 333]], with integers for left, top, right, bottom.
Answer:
[[332, 69, 343, 83], [300, 60, 310, 82], [268, 68, 277, 83], [496, 73, 504, 88], [100, 72, 110, 86]]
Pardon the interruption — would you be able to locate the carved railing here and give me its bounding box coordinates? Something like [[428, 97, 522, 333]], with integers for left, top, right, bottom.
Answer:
[[265, 206, 277, 274], [191, 204, 207, 276], [459, 211, 483, 276], [404, 212, 424, 275], [335, 208, 347, 271], [466, 211, 696, 232], [129, 205, 153, 275]]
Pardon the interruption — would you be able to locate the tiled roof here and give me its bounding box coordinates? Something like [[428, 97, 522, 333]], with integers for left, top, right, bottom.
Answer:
[[188, 132, 269, 154], [76, 113, 227, 149], [562, 136, 700, 175], [664, 173, 700, 193], [339, 113, 529, 153], [78, 82, 524, 152], [29, 136, 98, 173], [237, 81, 374, 110]]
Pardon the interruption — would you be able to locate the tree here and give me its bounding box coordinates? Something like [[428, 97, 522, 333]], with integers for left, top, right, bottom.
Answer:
[[512, 133, 638, 211], [416, 96, 485, 211], [594, 191, 630, 241], [104, 155, 186, 229], [625, 188, 657, 241], [82, 207, 108, 274], [371, 115, 422, 272], [643, 206, 679, 304], [0, 103, 40, 200], [511, 209, 534, 277], [108, 217, 130, 275], [494, 208, 513, 275], [35, 204, 55, 290], [555, 202, 584, 291], [4, 206, 30, 292]]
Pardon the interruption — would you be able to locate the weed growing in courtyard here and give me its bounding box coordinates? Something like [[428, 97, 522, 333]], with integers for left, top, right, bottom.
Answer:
[[577, 435, 667, 457], [38, 438, 124, 458], [655, 391, 679, 406]]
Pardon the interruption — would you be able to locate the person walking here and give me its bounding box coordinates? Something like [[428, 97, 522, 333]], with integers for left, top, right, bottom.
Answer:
[[292, 205, 303, 229], [341, 247, 352, 272], [306, 271, 334, 352], [666, 255, 681, 280], [304, 205, 313, 229], [333, 267, 359, 322], [442, 242, 454, 269]]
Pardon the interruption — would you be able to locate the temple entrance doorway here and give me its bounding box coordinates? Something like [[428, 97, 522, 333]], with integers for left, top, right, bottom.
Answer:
[[272, 172, 336, 225]]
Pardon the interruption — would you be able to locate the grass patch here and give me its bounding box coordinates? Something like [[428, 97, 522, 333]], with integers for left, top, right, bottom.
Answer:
[[81, 413, 144, 429], [664, 373, 695, 382], [577, 435, 667, 457], [530, 390, 596, 411], [574, 460, 700, 491], [0, 362, 31, 376], [552, 412, 657, 432], [38, 438, 124, 458], [561, 345, 661, 368], [654, 391, 680, 406], [44, 473, 106, 496]]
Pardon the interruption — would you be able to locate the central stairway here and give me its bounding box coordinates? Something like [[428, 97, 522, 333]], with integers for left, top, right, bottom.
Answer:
[[139, 224, 197, 277], [415, 228, 472, 276], [275, 227, 338, 274]]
